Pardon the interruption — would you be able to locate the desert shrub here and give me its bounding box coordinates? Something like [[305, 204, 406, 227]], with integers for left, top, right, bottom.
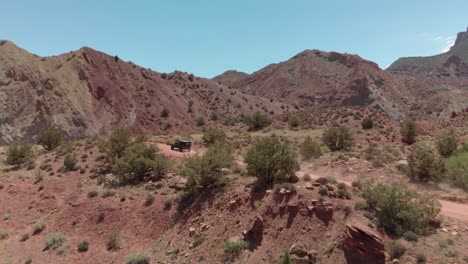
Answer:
[[361, 117, 373, 129], [319, 186, 328, 196], [300, 136, 322, 160], [160, 73, 167, 79], [163, 197, 173, 209], [315, 177, 329, 185], [77, 240, 89, 252], [0, 229, 8, 240], [99, 128, 132, 159], [362, 182, 440, 236], [195, 117, 205, 127], [388, 241, 406, 259], [97, 212, 105, 223], [24, 257, 32, 264], [160, 108, 169, 118], [125, 252, 150, 264], [107, 231, 119, 251], [444, 247, 458, 257], [402, 231, 419, 242], [183, 142, 233, 195], [278, 250, 294, 264], [322, 125, 353, 151], [244, 111, 272, 131], [202, 127, 226, 145], [401, 120, 417, 145], [37, 128, 64, 151], [289, 115, 300, 128], [5, 142, 34, 167], [436, 129, 458, 157], [245, 136, 299, 186], [44, 232, 65, 250], [303, 174, 312, 181], [32, 221, 46, 235], [337, 185, 351, 199], [144, 193, 154, 206], [102, 189, 115, 198], [20, 233, 30, 242], [343, 205, 352, 216], [88, 190, 99, 198], [416, 253, 426, 264], [64, 154, 77, 171], [407, 146, 444, 182], [40, 163, 53, 171], [34, 171, 43, 184], [112, 143, 170, 184], [193, 235, 205, 248], [223, 239, 247, 259], [351, 180, 363, 190], [445, 151, 468, 190]]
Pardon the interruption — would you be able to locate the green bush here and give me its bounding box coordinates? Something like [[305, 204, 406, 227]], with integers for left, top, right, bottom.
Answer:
[[37, 128, 64, 151], [195, 117, 205, 127], [245, 111, 272, 131], [202, 127, 226, 145], [144, 193, 154, 206], [300, 136, 322, 160], [88, 190, 99, 198], [362, 182, 440, 236], [99, 128, 132, 159], [112, 143, 170, 184], [160, 108, 169, 118], [401, 120, 417, 145], [77, 240, 89, 252], [402, 231, 418, 242], [32, 221, 46, 235], [20, 233, 30, 242], [106, 231, 119, 251], [64, 154, 77, 171], [436, 129, 458, 157], [5, 142, 34, 167], [44, 232, 66, 250], [416, 253, 426, 264], [407, 146, 444, 182], [361, 117, 373, 129], [0, 229, 8, 240], [445, 151, 468, 190], [278, 250, 294, 264], [289, 116, 300, 128], [223, 239, 247, 259], [322, 125, 353, 151], [125, 252, 150, 264], [245, 136, 299, 185], [183, 142, 233, 194], [388, 241, 406, 259]]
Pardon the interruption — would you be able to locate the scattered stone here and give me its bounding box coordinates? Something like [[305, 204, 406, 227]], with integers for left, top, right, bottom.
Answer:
[[145, 181, 163, 190], [289, 244, 318, 264], [168, 176, 187, 190], [304, 182, 314, 190]]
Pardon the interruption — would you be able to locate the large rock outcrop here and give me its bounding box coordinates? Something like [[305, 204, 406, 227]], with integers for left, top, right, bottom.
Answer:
[[342, 223, 385, 264]]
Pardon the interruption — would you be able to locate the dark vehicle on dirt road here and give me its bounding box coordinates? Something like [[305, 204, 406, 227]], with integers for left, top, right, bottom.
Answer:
[[171, 140, 192, 152]]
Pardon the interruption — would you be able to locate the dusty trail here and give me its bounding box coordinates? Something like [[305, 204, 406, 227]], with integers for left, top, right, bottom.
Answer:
[[297, 170, 468, 222]]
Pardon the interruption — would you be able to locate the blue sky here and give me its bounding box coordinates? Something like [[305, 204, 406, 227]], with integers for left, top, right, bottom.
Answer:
[[1, 0, 467, 77]]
